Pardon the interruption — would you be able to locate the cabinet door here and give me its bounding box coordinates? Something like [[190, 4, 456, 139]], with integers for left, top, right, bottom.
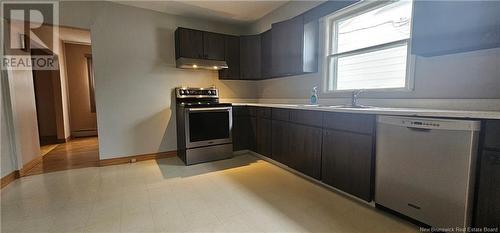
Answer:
[[232, 116, 250, 151], [261, 29, 272, 79], [203, 32, 225, 60], [248, 116, 257, 151], [240, 35, 262, 80], [256, 117, 272, 157], [271, 120, 290, 164], [474, 150, 500, 227], [289, 124, 322, 179], [483, 120, 500, 151], [271, 15, 304, 76], [175, 28, 203, 59], [219, 35, 240, 80], [412, 1, 500, 56], [322, 129, 374, 201]]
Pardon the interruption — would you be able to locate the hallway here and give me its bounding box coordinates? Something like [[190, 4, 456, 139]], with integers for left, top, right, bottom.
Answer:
[[24, 137, 99, 176]]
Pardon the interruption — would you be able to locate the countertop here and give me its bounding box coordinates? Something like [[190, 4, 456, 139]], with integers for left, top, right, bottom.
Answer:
[[231, 103, 500, 120]]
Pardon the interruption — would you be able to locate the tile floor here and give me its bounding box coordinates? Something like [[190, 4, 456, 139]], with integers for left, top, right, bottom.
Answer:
[[1, 154, 418, 233]]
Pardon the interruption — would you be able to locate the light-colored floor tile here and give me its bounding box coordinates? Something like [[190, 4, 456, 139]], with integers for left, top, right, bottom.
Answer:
[[1, 154, 419, 233]]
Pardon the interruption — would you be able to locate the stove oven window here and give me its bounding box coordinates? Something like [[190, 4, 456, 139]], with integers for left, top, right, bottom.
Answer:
[[188, 111, 230, 142]]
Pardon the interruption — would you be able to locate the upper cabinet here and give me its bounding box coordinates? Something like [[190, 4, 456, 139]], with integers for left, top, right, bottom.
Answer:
[[412, 1, 500, 57], [203, 32, 225, 60], [175, 28, 225, 60], [261, 30, 272, 79], [219, 35, 240, 80], [240, 35, 262, 80], [175, 28, 204, 59], [271, 15, 319, 77]]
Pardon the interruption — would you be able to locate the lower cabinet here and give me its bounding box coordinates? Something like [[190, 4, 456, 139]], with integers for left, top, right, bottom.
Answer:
[[474, 150, 500, 227], [232, 107, 256, 151], [232, 115, 256, 151], [289, 124, 322, 179], [256, 117, 272, 157], [249, 116, 257, 151], [232, 115, 248, 151], [271, 120, 290, 164], [321, 129, 374, 201]]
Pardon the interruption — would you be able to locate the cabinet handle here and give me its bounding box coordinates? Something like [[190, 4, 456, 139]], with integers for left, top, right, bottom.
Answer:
[[407, 127, 432, 132]]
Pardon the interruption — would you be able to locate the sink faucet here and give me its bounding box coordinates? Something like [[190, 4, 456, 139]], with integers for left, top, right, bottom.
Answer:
[[351, 89, 364, 107]]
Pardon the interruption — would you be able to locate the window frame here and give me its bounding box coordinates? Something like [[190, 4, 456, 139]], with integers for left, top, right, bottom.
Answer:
[[324, 0, 416, 93]]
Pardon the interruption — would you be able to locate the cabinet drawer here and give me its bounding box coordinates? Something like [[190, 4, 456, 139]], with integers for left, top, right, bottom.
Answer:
[[289, 110, 323, 127], [247, 107, 257, 116], [323, 112, 375, 134], [257, 107, 272, 119], [484, 120, 500, 150], [232, 106, 249, 116], [272, 108, 290, 121]]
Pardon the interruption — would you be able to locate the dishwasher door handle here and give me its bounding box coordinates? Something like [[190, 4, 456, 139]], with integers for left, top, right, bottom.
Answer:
[[407, 127, 432, 132]]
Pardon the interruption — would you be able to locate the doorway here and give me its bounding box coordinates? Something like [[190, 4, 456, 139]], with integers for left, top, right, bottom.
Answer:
[[25, 26, 99, 176]]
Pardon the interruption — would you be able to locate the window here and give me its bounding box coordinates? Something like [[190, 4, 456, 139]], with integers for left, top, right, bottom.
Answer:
[[326, 1, 414, 91]]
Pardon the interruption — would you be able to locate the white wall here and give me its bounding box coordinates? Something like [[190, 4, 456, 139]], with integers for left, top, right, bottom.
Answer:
[[2, 19, 41, 170], [1, 71, 18, 177], [250, 1, 500, 109], [59, 1, 258, 159]]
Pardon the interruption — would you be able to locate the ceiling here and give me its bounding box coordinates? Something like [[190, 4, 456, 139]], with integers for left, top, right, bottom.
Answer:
[[113, 1, 290, 24]]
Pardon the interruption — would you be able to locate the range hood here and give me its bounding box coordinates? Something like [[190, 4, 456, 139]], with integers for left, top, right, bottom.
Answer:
[[176, 57, 228, 70]]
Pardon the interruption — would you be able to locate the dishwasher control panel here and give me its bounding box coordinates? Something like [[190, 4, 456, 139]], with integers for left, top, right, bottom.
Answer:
[[378, 116, 481, 131]]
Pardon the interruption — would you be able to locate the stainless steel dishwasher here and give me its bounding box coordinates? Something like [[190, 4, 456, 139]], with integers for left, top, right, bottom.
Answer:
[[375, 116, 481, 228]]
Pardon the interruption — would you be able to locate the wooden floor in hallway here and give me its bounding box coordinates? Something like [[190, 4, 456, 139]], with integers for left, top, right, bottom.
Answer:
[[24, 137, 99, 176]]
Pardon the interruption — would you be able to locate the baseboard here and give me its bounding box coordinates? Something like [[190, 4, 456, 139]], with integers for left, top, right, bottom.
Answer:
[[39, 135, 60, 145], [72, 130, 98, 138], [1, 170, 20, 189], [19, 154, 44, 177], [100, 150, 177, 166], [248, 150, 375, 207], [56, 135, 72, 143]]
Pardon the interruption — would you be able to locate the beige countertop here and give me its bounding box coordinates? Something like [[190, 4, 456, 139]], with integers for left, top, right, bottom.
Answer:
[[231, 103, 500, 120]]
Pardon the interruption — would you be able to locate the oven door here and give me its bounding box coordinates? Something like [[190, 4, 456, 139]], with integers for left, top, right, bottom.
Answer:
[[185, 107, 232, 148]]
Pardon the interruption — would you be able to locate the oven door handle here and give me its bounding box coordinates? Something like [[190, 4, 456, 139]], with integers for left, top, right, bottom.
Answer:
[[187, 107, 232, 112]]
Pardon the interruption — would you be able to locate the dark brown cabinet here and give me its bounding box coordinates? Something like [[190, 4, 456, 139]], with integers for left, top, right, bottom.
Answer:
[[475, 150, 500, 227], [232, 116, 250, 151], [219, 35, 240, 80], [322, 129, 374, 201], [232, 106, 256, 151], [256, 108, 272, 157], [175, 28, 204, 59], [203, 32, 225, 60], [289, 124, 322, 179], [240, 35, 262, 80], [271, 120, 290, 164], [474, 120, 500, 227], [270, 108, 322, 179], [271, 15, 318, 77], [175, 28, 225, 60], [271, 15, 304, 76], [261, 29, 273, 79]]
